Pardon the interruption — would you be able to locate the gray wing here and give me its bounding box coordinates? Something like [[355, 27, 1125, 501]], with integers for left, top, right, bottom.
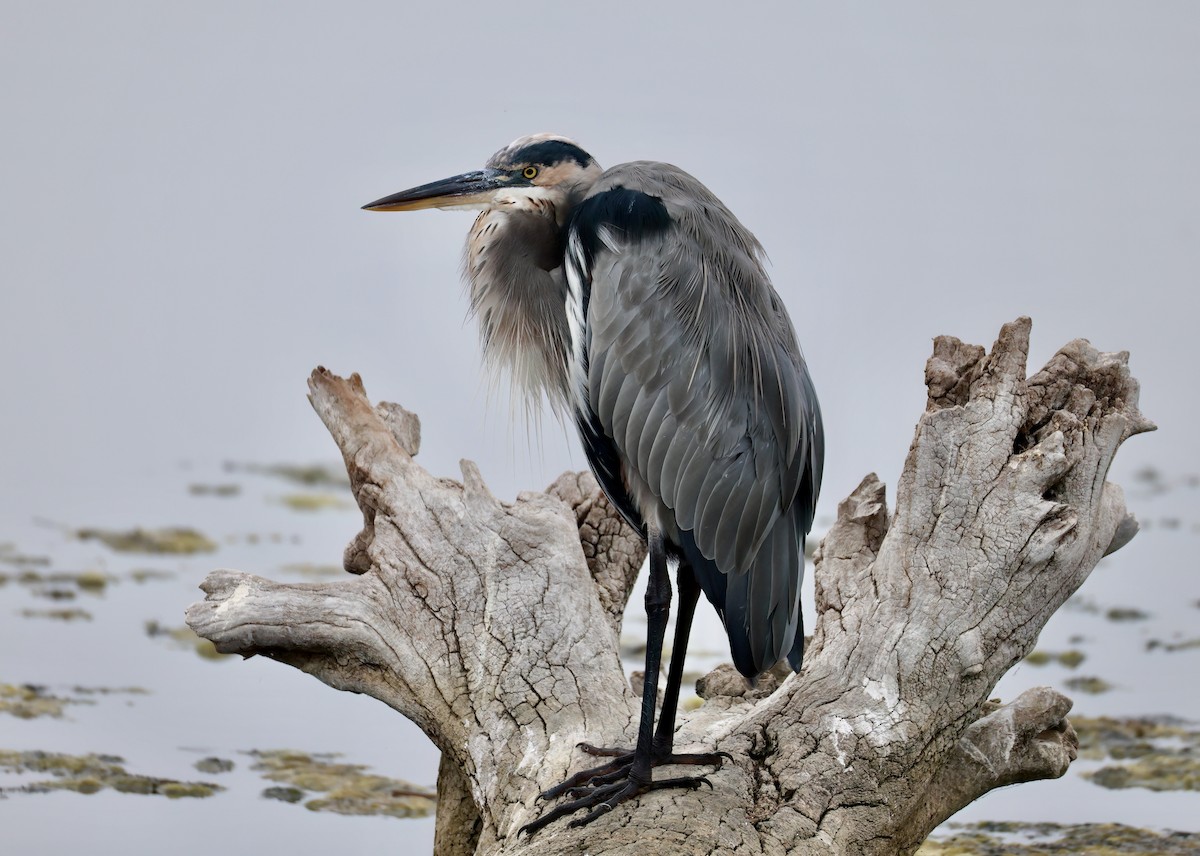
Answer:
[[570, 163, 823, 677]]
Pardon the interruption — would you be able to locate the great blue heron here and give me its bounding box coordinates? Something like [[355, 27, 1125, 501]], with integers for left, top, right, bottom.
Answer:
[[364, 134, 823, 832]]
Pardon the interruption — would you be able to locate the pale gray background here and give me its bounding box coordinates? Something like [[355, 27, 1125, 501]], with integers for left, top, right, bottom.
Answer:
[[1, 3, 1197, 853]]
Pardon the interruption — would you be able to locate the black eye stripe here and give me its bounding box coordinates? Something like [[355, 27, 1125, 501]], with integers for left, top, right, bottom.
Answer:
[[509, 140, 591, 168]]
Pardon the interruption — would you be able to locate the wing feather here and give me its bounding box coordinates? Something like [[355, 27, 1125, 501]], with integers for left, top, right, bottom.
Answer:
[[696, 456, 747, 569], [569, 163, 823, 678], [634, 390, 672, 476]]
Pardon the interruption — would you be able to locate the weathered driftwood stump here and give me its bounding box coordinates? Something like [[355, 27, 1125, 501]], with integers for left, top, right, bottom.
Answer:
[[186, 318, 1151, 855]]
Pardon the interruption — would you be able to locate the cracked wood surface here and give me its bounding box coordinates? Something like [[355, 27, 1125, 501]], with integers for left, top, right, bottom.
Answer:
[[186, 318, 1151, 855]]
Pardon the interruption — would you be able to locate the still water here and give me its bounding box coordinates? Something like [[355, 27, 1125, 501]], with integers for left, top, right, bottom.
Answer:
[[2, 3, 1198, 853], [0, 431, 1197, 854]]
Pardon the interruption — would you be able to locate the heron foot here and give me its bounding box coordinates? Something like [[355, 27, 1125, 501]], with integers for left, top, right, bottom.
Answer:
[[519, 745, 727, 835]]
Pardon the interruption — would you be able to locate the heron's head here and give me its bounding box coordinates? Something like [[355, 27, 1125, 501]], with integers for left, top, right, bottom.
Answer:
[[363, 133, 601, 222]]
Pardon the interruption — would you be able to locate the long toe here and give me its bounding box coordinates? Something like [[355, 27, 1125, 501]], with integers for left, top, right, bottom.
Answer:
[[537, 755, 633, 801], [523, 753, 721, 834], [578, 743, 633, 758], [563, 766, 631, 797], [562, 773, 711, 830], [520, 781, 627, 837]]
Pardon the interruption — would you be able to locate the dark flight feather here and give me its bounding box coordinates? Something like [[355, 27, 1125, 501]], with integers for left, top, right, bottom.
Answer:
[[567, 164, 823, 678]]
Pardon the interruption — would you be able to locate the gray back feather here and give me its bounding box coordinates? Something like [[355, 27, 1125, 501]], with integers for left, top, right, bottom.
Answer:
[[575, 162, 823, 675]]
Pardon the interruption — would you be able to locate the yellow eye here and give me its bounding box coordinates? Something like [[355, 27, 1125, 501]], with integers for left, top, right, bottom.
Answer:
[[522, 166, 538, 180]]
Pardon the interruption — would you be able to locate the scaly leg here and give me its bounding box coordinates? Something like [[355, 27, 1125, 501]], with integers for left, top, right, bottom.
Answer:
[[654, 564, 700, 756], [558, 565, 725, 788], [521, 546, 724, 835]]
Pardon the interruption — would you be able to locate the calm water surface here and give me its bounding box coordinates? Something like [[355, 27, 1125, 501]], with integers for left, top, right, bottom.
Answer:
[[2, 3, 1198, 853], [1, 445, 1197, 854]]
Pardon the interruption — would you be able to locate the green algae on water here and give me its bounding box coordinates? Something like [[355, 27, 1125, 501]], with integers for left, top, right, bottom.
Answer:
[[0, 750, 221, 798], [276, 493, 352, 512], [73, 570, 112, 591], [70, 686, 148, 698], [20, 608, 93, 621], [248, 749, 435, 819], [76, 526, 217, 555], [194, 757, 234, 774], [920, 821, 1200, 855], [1064, 676, 1113, 694], [0, 684, 79, 719], [225, 461, 349, 488], [1, 684, 148, 719], [128, 569, 175, 584], [1146, 636, 1200, 653], [188, 483, 241, 497], [1023, 649, 1086, 669], [0, 543, 51, 568], [263, 785, 305, 803], [1073, 716, 1200, 793], [145, 621, 230, 661], [7, 569, 121, 596], [1105, 607, 1149, 622], [1056, 650, 1085, 668]]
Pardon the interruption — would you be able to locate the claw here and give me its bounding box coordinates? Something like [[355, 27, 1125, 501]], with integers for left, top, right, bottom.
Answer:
[[522, 744, 726, 834]]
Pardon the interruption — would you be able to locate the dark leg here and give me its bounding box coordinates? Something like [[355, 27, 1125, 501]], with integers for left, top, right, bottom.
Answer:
[[631, 526, 671, 773], [520, 541, 724, 836], [653, 565, 698, 755], [580, 565, 722, 767], [575, 567, 725, 772]]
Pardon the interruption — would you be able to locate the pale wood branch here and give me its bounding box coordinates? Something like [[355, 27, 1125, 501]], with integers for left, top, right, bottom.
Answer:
[[186, 319, 1151, 855]]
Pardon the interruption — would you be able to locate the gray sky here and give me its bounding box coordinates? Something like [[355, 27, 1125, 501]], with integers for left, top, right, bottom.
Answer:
[[1, 1, 1196, 534]]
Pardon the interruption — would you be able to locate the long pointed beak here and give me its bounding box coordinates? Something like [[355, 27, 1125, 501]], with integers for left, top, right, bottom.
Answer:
[[362, 168, 511, 212]]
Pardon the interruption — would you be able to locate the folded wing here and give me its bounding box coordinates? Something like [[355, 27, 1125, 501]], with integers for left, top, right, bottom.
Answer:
[[568, 163, 823, 678]]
